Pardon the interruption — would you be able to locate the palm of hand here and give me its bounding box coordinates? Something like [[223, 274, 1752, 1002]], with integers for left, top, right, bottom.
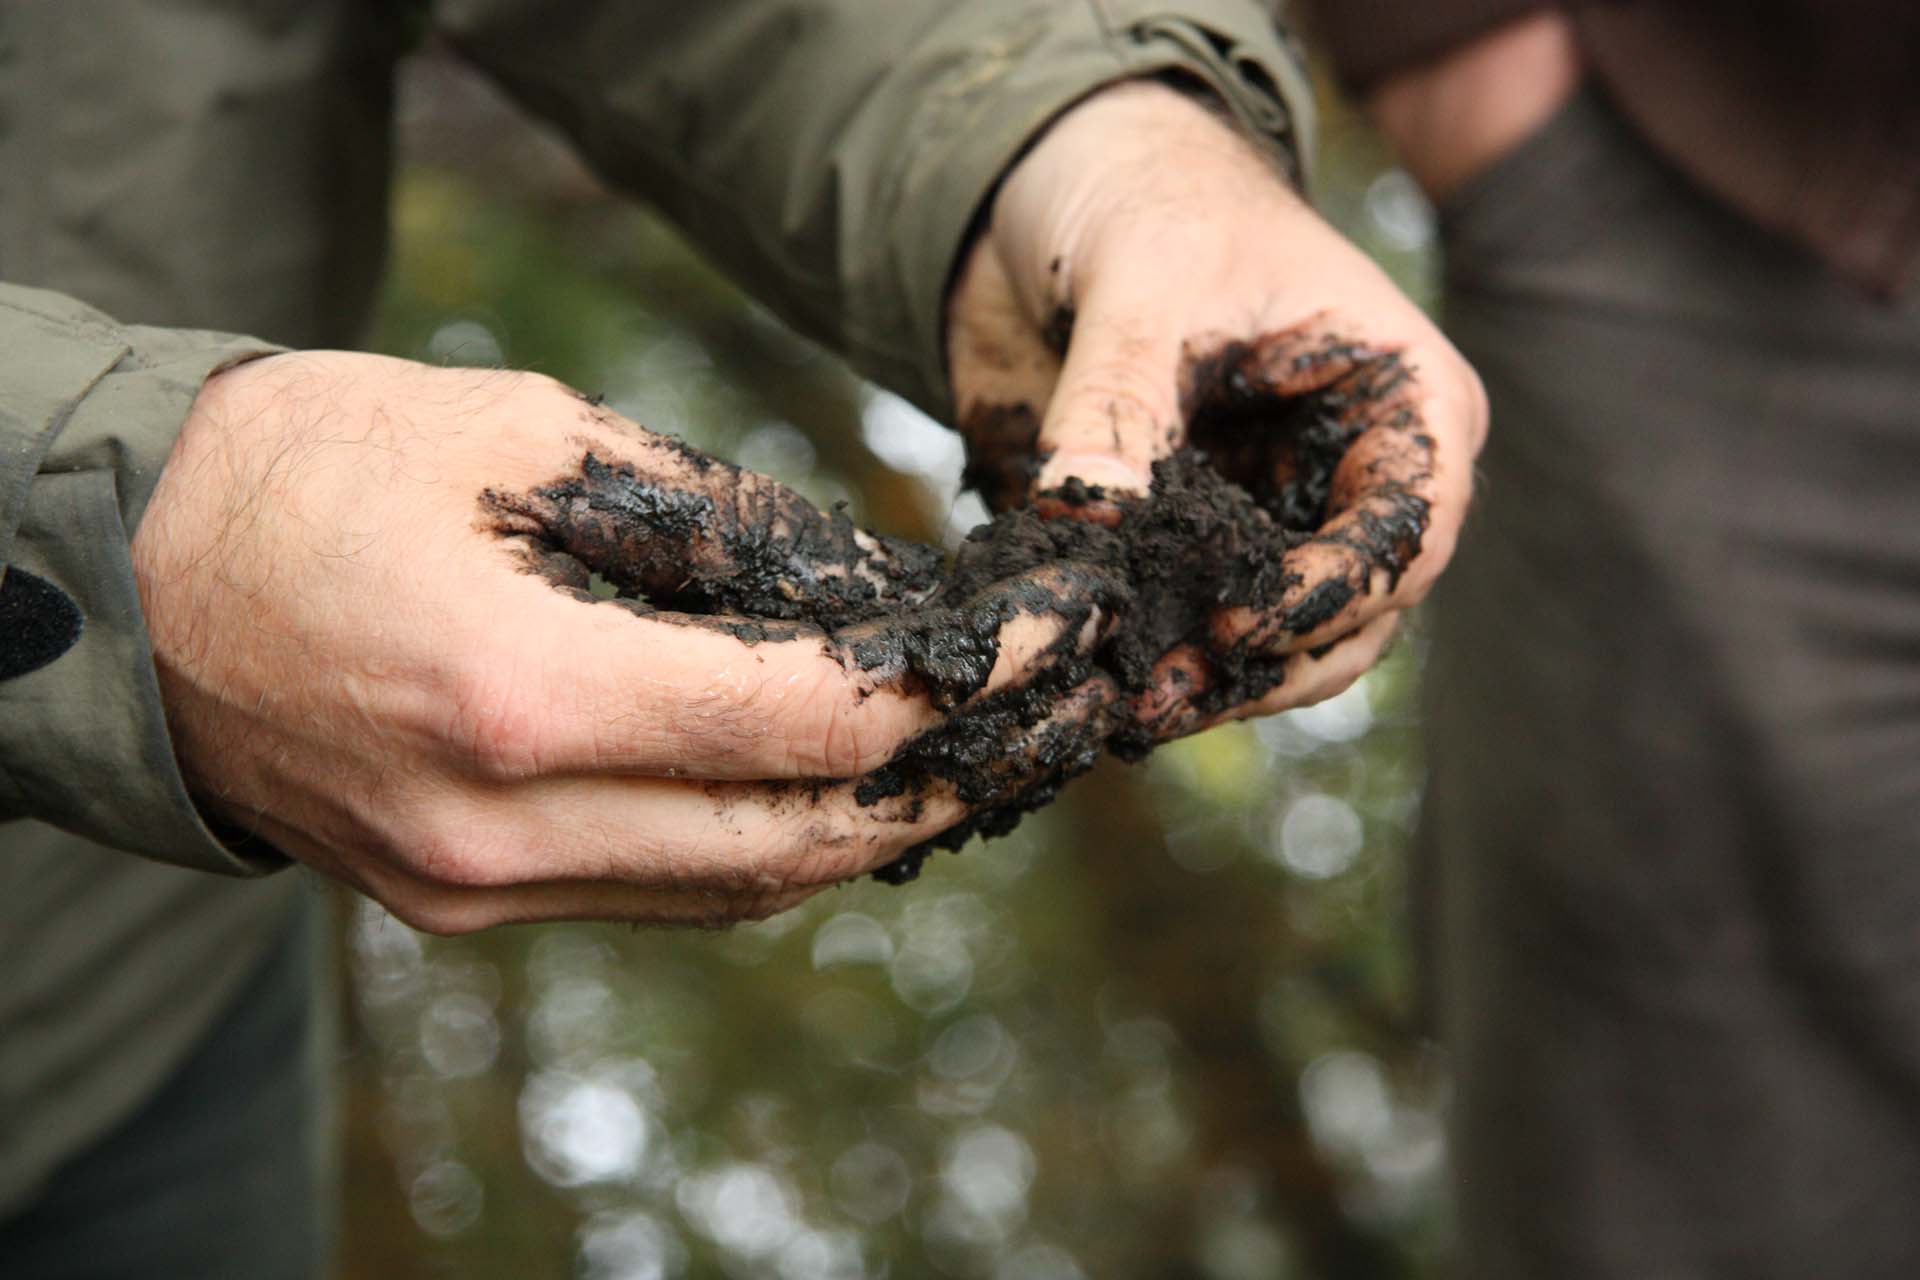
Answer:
[[946, 81, 1487, 736]]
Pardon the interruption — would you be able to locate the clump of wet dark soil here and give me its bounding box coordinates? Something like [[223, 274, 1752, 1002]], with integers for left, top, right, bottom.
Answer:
[[484, 336, 1429, 884], [845, 449, 1318, 881]]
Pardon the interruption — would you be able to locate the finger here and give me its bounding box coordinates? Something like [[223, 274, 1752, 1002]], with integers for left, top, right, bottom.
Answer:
[[1028, 277, 1188, 500], [1209, 610, 1400, 729], [482, 435, 943, 622], [867, 673, 1122, 883], [1133, 610, 1400, 742], [1203, 336, 1477, 653], [947, 235, 1064, 514], [453, 562, 1108, 784], [830, 561, 1115, 711], [306, 676, 1121, 931], [1181, 317, 1405, 523], [256, 815, 817, 932], [448, 769, 975, 894]]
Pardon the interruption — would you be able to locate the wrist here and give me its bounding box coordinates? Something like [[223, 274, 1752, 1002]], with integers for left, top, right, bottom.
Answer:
[[987, 80, 1297, 312]]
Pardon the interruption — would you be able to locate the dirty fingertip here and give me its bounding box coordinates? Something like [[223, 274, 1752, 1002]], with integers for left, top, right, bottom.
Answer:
[[1034, 452, 1151, 498]]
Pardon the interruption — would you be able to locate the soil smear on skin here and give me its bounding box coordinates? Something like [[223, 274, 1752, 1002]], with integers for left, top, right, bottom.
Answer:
[[482, 331, 1431, 883]]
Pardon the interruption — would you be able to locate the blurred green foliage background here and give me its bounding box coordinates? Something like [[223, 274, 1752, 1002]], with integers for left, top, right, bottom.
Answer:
[[334, 49, 1447, 1280]]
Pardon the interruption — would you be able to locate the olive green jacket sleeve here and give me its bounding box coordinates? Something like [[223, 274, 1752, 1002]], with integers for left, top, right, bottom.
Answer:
[[433, 0, 1316, 420], [2, 1, 1313, 877], [0, 283, 283, 874]]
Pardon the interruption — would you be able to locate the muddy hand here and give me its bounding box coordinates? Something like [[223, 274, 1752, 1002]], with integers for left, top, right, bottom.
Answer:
[[485, 433, 1122, 713], [947, 80, 1487, 729], [133, 353, 1108, 931], [482, 419, 943, 631], [866, 672, 1124, 885]]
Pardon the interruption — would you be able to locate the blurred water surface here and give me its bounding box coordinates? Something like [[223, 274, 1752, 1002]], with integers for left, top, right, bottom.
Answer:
[[336, 50, 1445, 1280]]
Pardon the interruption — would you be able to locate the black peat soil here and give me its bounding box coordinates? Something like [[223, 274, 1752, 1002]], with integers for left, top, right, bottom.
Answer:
[[485, 338, 1428, 883], [844, 449, 1315, 882]]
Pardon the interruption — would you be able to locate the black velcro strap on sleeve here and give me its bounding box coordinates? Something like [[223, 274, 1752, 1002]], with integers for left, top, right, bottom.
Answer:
[[0, 566, 84, 680]]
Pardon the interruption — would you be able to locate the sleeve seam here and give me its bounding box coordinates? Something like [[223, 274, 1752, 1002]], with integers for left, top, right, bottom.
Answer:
[[0, 340, 130, 571]]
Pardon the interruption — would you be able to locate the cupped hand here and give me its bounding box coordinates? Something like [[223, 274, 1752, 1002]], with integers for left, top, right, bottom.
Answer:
[[131, 353, 1110, 931], [947, 80, 1487, 736]]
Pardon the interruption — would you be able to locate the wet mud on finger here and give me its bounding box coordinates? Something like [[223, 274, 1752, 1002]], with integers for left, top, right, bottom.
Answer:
[[480, 442, 944, 640], [480, 322, 1431, 882]]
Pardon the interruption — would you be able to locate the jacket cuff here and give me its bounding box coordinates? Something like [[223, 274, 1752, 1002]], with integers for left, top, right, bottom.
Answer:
[[853, 0, 1317, 423], [0, 284, 285, 875]]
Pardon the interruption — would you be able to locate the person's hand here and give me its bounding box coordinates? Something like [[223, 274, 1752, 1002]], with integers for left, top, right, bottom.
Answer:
[[947, 80, 1488, 738], [131, 353, 1109, 931]]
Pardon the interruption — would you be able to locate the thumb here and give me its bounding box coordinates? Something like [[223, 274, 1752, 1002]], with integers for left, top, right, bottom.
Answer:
[[1029, 292, 1185, 501]]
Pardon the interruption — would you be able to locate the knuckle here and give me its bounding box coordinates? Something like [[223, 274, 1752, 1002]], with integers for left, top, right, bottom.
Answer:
[[510, 369, 568, 402], [447, 666, 551, 781], [667, 663, 845, 772], [382, 886, 494, 937], [1055, 374, 1173, 437], [395, 804, 521, 892], [776, 669, 898, 778], [666, 701, 762, 767], [807, 706, 894, 779]]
